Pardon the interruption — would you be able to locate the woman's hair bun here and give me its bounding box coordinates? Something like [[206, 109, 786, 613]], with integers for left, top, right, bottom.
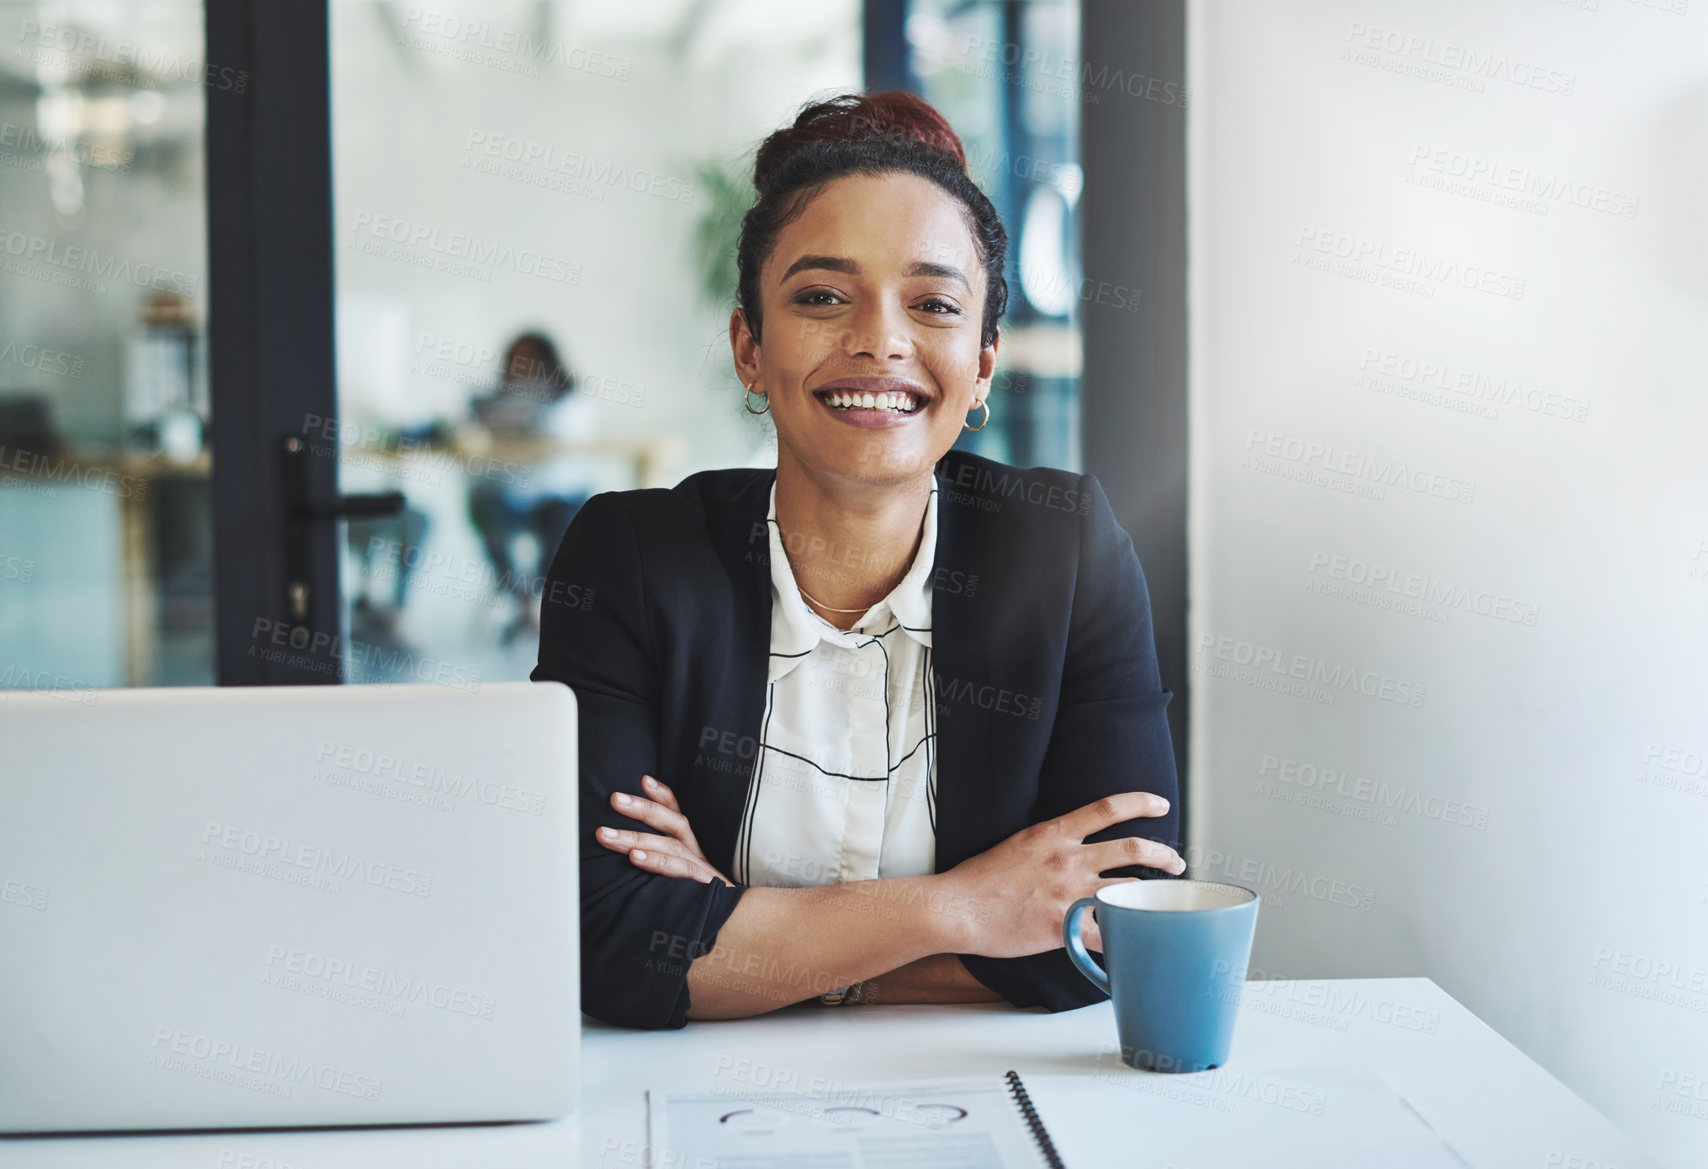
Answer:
[[753, 90, 967, 196]]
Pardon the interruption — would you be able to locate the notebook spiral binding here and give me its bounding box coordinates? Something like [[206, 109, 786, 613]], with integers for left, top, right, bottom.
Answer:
[[1004, 1069, 1066, 1168]]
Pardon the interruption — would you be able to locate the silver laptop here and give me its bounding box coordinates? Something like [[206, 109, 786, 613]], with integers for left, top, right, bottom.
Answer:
[[0, 681, 579, 1133]]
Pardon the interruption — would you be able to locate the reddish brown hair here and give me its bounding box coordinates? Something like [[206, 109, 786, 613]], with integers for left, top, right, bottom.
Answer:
[[752, 91, 968, 195]]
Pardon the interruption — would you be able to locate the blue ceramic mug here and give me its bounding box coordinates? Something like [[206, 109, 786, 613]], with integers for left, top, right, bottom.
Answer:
[[1063, 880, 1260, 1073]]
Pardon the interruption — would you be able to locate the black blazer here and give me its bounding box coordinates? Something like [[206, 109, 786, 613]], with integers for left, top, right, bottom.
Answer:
[[531, 449, 1179, 1030]]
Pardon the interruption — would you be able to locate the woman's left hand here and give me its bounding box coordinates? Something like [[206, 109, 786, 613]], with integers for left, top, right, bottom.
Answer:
[[595, 775, 733, 885]]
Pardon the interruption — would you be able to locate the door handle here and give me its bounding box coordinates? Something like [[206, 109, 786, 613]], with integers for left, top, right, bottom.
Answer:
[[281, 434, 406, 624]]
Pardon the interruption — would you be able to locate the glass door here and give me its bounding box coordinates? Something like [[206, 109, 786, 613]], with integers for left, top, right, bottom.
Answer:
[[0, 0, 217, 691]]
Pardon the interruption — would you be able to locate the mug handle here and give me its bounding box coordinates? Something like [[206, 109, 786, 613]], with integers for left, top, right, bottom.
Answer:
[[1062, 897, 1110, 995]]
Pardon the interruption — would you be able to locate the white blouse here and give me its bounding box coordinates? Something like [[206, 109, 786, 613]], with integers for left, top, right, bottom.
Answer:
[[733, 481, 939, 888]]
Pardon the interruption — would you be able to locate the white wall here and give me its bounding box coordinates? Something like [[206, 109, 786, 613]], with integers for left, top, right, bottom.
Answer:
[[1187, 2, 1708, 1165]]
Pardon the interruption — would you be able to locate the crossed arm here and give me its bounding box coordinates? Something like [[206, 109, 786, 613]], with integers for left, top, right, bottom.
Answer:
[[595, 774, 1181, 1019], [543, 478, 1181, 1025]]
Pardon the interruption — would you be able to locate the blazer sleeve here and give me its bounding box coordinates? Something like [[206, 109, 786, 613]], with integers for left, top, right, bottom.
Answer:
[[957, 472, 1182, 1011], [530, 492, 746, 1030]]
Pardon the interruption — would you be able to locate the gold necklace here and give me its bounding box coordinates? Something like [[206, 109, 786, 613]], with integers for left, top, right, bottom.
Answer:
[[795, 583, 874, 614], [780, 508, 923, 616]]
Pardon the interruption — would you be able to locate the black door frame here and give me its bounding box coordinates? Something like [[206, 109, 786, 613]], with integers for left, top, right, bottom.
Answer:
[[205, 0, 342, 684], [1079, 1, 1191, 843]]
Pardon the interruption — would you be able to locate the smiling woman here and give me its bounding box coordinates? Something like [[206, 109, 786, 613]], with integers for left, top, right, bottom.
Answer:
[[530, 91, 1183, 1030]]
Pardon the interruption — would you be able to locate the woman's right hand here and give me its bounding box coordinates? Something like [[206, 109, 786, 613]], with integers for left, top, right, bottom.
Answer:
[[937, 792, 1183, 958]]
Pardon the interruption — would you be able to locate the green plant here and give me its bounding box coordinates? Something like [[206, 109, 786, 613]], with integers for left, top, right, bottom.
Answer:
[[689, 158, 754, 313]]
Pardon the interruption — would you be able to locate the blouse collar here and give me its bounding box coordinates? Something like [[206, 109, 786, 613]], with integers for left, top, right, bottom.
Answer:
[[766, 478, 937, 683]]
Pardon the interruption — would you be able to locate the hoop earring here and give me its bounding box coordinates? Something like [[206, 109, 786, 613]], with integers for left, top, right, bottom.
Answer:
[[743, 383, 769, 415], [963, 398, 990, 432]]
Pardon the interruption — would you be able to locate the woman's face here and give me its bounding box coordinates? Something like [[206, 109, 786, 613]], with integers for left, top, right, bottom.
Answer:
[[733, 171, 998, 488]]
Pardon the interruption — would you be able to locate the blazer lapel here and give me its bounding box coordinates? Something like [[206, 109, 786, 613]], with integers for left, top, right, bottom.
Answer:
[[692, 469, 776, 879], [929, 456, 982, 872]]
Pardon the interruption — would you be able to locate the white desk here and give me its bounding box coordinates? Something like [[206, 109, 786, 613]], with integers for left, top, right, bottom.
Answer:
[[0, 978, 1662, 1169]]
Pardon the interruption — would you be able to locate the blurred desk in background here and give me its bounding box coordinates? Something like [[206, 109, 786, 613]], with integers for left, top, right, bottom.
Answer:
[[0, 434, 683, 685]]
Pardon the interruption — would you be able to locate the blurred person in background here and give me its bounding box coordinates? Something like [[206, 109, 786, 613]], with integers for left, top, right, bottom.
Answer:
[[467, 330, 596, 646]]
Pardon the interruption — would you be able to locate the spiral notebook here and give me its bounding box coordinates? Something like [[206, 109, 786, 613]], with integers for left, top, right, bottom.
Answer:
[[647, 1070, 1062, 1169], [648, 1064, 1471, 1168]]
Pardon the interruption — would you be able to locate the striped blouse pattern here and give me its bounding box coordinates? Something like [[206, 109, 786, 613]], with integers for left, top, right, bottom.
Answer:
[[735, 481, 938, 889]]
